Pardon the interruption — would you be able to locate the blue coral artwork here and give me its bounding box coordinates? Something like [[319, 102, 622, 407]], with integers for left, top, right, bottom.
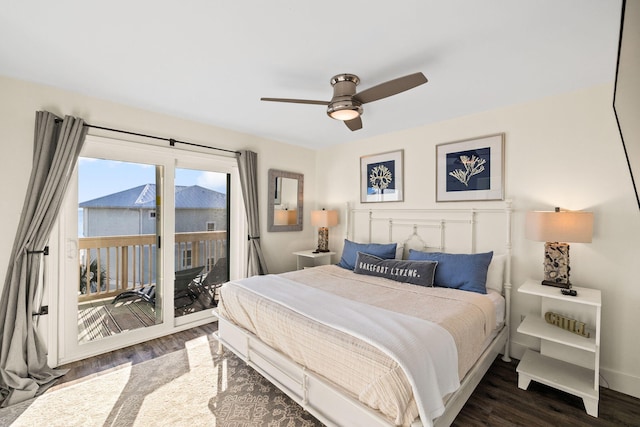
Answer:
[[436, 133, 504, 202], [367, 160, 396, 195], [360, 149, 404, 203], [446, 147, 491, 192]]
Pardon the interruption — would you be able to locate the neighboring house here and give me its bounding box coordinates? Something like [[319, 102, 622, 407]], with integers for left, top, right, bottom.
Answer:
[[79, 184, 227, 285], [79, 184, 227, 237]]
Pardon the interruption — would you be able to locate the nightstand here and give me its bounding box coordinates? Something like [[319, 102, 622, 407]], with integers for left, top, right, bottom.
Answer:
[[516, 279, 601, 417], [293, 250, 335, 270]]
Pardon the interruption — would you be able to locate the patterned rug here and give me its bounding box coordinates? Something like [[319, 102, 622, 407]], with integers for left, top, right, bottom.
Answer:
[[0, 335, 324, 426]]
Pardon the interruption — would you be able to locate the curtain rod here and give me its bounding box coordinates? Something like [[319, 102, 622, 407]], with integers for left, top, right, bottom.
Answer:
[[54, 118, 241, 155]]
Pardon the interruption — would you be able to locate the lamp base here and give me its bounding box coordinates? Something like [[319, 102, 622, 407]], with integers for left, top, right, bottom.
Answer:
[[542, 242, 571, 288], [541, 280, 571, 289], [316, 227, 329, 252]]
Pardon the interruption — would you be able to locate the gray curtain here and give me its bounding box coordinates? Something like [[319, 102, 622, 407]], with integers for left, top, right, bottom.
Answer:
[[236, 150, 269, 276], [0, 112, 88, 407]]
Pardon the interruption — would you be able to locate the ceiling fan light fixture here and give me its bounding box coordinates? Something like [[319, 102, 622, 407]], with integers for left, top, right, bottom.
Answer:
[[329, 108, 360, 121], [327, 98, 362, 121]]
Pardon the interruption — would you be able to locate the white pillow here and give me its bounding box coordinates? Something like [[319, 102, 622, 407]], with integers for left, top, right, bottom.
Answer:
[[395, 242, 405, 260], [486, 253, 506, 293]]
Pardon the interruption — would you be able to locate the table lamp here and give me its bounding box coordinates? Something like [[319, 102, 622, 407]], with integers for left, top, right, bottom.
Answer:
[[525, 207, 593, 288], [311, 209, 338, 253]]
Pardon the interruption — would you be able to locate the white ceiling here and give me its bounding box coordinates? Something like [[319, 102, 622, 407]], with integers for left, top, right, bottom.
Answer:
[[0, 0, 622, 149]]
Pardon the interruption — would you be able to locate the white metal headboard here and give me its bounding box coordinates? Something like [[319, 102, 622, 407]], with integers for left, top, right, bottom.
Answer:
[[346, 200, 513, 362], [346, 201, 512, 274]]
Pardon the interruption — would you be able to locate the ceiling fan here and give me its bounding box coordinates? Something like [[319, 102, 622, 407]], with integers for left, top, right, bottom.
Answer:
[[261, 72, 428, 131]]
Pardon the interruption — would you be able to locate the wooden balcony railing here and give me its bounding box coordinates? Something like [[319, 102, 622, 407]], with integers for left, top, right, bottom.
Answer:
[[78, 231, 227, 302]]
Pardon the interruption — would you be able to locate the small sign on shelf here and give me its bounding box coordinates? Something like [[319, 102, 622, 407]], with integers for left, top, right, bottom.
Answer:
[[544, 311, 590, 338]]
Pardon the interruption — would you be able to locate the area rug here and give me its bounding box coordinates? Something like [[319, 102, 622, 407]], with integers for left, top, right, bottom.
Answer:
[[0, 335, 324, 426]]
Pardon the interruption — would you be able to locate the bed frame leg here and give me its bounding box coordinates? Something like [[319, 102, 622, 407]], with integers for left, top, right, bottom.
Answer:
[[501, 283, 512, 363], [213, 332, 224, 355], [501, 328, 511, 362]]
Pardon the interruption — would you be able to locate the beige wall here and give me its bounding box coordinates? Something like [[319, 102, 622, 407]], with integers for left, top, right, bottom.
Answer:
[[0, 75, 317, 287], [317, 83, 640, 398], [2, 75, 639, 399]]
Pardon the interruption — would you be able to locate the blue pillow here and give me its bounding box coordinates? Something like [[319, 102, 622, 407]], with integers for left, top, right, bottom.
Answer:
[[407, 250, 493, 294], [337, 239, 397, 270], [354, 252, 438, 287]]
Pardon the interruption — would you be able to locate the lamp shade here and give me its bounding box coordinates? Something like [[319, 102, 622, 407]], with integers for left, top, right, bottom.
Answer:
[[274, 209, 288, 226], [525, 210, 593, 243], [311, 210, 338, 228], [274, 209, 297, 226]]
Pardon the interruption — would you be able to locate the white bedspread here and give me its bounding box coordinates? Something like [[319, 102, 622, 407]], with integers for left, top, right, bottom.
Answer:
[[231, 274, 460, 422]]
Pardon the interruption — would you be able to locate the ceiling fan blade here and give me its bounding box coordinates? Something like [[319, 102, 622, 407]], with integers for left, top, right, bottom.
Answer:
[[353, 72, 428, 104], [344, 116, 362, 131], [260, 97, 329, 105]]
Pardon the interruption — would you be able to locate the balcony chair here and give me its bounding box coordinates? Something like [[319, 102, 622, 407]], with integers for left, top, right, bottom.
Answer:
[[112, 265, 205, 307], [197, 257, 227, 307], [173, 265, 207, 308]]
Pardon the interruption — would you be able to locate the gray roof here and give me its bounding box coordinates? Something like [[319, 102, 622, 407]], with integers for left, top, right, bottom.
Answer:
[[79, 184, 226, 209]]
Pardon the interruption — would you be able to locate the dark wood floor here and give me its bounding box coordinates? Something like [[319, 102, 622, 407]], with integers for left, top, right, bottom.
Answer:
[[55, 325, 640, 426], [54, 323, 220, 389], [452, 359, 640, 427]]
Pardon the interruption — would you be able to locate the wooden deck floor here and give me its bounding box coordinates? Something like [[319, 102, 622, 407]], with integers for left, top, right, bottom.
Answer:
[[77, 283, 218, 342]]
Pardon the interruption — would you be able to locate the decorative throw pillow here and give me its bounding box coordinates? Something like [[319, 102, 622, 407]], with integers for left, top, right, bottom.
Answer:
[[354, 252, 438, 286], [485, 253, 506, 292], [336, 239, 397, 270], [407, 250, 493, 294]]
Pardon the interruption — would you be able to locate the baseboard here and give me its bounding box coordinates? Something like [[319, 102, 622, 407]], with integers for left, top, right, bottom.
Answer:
[[510, 340, 640, 400], [600, 366, 640, 400]]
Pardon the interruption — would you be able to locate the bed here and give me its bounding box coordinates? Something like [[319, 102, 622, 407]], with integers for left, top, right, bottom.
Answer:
[[214, 203, 512, 427]]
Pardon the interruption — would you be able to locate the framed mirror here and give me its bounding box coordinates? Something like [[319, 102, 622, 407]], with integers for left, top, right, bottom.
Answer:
[[268, 169, 303, 232]]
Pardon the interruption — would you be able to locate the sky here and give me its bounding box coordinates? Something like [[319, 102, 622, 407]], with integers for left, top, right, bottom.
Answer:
[[78, 157, 227, 203]]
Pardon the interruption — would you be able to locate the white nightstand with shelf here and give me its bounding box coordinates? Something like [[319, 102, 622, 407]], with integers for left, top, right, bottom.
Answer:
[[293, 250, 335, 270], [517, 279, 601, 417]]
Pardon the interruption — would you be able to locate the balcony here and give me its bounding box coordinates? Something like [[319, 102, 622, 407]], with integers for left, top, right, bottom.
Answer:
[[78, 230, 227, 302], [77, 231, 227, 341]]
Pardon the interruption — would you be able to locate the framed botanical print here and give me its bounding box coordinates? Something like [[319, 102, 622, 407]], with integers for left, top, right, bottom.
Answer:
[[360, 149, 404, 203], [436, 133, 504, 202]]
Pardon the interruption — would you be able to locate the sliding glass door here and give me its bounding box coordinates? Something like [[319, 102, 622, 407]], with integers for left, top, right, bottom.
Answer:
[[173, 168, 229, 319], [57, 136, 240, 364], [77, 158, 163, 342]]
